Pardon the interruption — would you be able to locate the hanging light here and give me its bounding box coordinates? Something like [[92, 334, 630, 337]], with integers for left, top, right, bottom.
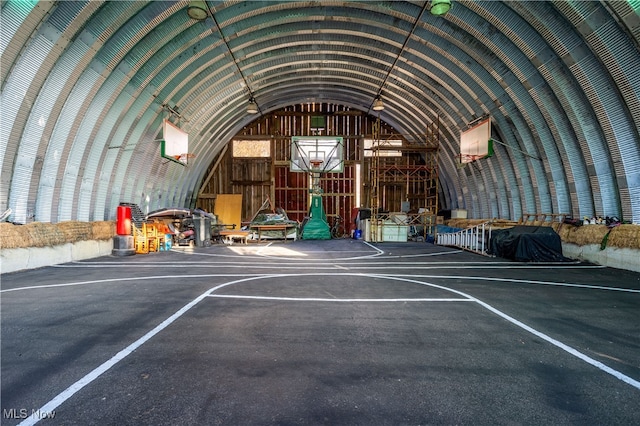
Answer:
[[247, 98, 258, 114], [430, 0, 451, 16], [187, 0, 208, 20], [372, 96, 384, 111]]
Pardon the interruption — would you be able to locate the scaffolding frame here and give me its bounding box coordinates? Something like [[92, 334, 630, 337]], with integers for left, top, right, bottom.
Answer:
[[369, 118, 439, 242]]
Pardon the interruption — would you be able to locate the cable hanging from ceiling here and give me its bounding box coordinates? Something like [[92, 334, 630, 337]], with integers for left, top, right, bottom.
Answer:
[[369, 0, 451, 113], [187, 0, 260, 115]]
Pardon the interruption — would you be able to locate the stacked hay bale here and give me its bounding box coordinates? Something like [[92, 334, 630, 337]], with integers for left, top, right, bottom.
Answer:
[[557, 224, 639, 249], [0, 222, 34, 249], [559, 224, 609, 246], [57, 221, 94, 243], [446, 218, 519, 230], [0, 221, 115, 249], [603, 225, 640, 249], [91, 221, 116, 240], [444, 218, 639, 250], [491, 219, 520, 229]]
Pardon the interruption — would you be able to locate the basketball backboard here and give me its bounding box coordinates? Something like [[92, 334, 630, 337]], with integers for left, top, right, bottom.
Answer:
[[290, 136, 344, 173], [460, 117, 493, 164], [161, 119, 189, 166]]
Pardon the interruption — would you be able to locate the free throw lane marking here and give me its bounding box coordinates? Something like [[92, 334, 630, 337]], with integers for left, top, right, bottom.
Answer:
[[19, 273, 639, 425], [16, 275, 282, 426], [208, 294, 472, 302]]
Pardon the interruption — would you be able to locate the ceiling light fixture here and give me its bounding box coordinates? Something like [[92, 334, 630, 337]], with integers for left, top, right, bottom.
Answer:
[[372, 96, 385, 111], [187, 0, 208, 20], [370, 3, 429, 114], [430, 0, 451, 16], [204, 3, 258, 117], [247, 98, 258, 114]]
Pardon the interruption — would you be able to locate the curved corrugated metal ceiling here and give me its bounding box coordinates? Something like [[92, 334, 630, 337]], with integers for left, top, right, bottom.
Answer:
[[1, 0, 639, 223]]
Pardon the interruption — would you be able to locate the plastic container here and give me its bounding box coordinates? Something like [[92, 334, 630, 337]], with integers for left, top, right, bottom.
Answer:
[[116, 206, 132, 235]]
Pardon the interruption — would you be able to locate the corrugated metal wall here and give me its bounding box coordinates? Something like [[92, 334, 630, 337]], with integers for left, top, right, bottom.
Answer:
[[1, 1, 639, 225]]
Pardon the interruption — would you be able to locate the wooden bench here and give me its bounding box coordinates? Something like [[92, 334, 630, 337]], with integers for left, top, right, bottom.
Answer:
[[218, 230, 250, 245], [250, 224, 297, 242]]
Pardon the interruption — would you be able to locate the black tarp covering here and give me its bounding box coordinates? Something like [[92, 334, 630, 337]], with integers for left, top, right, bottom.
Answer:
[[489, 226, 570, 262]]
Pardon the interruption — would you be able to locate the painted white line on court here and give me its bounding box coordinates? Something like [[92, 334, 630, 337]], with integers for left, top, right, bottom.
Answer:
[[360, 240, 386, 257], [1, 275, 161, 293], [396, 250, 464, 257], [17, 275, 284, 426], [365, 273, 640, 391], [59, 258, 597, 267], [392, 274, 640, 294], [252, 241, 385, 260], [0, 274, 252, 293], [59, 259, 531, 265], [208, 294, 472, 302], [174, 241, 385, 261], [3, 270, 634, 295], [12, 272, 640, 426], [52, 262, 606, 270], [475, 297, 640, 390]]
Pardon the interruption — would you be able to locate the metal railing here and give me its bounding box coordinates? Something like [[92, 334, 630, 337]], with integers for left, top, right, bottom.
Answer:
[[436, 221, 493, 256]]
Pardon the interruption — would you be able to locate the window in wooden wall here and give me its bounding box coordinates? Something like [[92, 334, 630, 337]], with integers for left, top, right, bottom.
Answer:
[[233, 139, 271, 157]]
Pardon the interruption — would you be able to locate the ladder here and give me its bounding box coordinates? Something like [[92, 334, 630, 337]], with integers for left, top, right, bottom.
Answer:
[[436, 221, 493, 256]]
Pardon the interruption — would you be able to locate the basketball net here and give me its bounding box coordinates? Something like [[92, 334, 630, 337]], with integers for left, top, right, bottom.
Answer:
[[175, 153, 196, 165], [309, 159, 324, 194], [309, 159, 324, 172], [459, 153, 481, 164]]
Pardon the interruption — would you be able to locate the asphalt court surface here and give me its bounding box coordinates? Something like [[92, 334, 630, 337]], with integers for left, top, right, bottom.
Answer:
[[2, 239, 639, 425]]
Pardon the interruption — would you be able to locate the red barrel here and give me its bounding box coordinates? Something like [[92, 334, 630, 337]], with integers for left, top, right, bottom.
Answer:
[[116, 206, 132, 235]]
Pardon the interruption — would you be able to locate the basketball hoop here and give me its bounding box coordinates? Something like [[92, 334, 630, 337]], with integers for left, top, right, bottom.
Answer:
[[309, 159, 324, 171], [174, 153, 196, 164], [290, 137, 344, 173], [459, 153, 482, 164]]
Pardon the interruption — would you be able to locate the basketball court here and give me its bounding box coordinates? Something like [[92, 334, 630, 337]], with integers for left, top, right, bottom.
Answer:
[[2, 240, 639, 425]]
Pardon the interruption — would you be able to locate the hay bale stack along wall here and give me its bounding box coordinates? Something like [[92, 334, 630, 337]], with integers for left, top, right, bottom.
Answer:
[[0, 222, 115, 273]]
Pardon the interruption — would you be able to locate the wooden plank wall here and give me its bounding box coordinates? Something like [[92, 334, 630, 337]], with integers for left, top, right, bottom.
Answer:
[[196, 103, 437, 230]]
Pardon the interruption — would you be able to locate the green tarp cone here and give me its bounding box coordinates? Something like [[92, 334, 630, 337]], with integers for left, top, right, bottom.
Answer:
[[302, 194, 331, 240]]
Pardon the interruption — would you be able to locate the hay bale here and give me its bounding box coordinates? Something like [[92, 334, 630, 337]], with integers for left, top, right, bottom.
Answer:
[[491, 219, 518, 229], [444, 218, 518, 230], [57, 221, 94, 243], [0, 222, 33, 249], [492, 219, 518, 226], [25, 222, 66, 247], [560, 225, 608, 246], [0, 220, 116, 249], [606, 225, 640, 249], [577, 225, 609, 245], [446, 219, 488, 228], [555, 223, 572, 241], [565, 226, 582, 245], [92, 221, 115, 240]]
